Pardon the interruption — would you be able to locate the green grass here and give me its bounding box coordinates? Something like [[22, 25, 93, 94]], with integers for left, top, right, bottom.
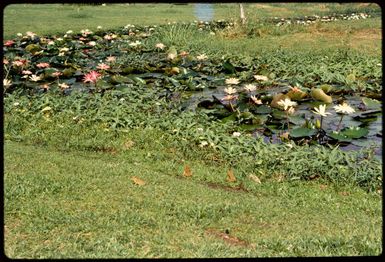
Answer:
[[4, 140, 382, 258], [3, 3, 382, 258], [3, 3, 382, 56]]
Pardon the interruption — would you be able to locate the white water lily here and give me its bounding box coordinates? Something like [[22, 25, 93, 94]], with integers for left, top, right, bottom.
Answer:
[[224, 86, 237, 95], [29, 75, 41, 82], [129, 40, 141, 47], [287, 106, 296, 115], [334, 102, 355, 114], [254, 75, 269, 81], [196, 54, 208, 61], [250, 95, 262, 105], [244, 84, 256, 92], [225, 78, 240, 85], [277, 98, 297, 111], [312, 104, 331, 117], [3, 79, 12, 87]]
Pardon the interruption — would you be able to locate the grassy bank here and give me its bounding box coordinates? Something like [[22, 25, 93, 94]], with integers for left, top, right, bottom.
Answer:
[[3, 3, 382, 258], [4, 140, 382, 258]]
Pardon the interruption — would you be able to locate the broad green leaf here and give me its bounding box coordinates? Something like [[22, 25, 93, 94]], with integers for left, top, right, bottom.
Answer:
[[289, 127, 317, 138]]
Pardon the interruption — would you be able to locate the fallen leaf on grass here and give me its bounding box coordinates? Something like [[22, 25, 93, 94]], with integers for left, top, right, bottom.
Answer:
[[123, 140, 135, 149], [131, 176, 146, 186], [205, 228, 251, 248], [319, 184, 328, 190], [249, 174, 261, 184], [339, 191, 350, 196], [226, 168, 236, 182], [183, 165, 192, 177]]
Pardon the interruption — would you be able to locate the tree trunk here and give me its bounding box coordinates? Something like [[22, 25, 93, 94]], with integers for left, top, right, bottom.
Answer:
[[239, 4, 246, 25]]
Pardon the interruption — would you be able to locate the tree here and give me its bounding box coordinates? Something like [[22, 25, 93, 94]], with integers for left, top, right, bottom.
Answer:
[[239, 3, 246, 25]]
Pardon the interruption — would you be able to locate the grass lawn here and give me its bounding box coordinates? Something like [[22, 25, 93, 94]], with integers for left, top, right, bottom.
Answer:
[[4, 140, 382, 258], [3, 3, 383, 258]]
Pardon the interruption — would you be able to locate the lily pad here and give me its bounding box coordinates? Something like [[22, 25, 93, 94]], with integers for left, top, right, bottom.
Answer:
[[255, 105, 272, 114], [342, 127, 369, 139], [289, 127, 317, 138], [362, 97, 381, 110], [327, 131, 352, 142]]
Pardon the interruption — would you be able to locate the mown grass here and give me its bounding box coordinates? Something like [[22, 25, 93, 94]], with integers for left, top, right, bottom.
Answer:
[[3, 3, 383, 258], [4, 140, 382, 258], [3, 3, 382, 56]]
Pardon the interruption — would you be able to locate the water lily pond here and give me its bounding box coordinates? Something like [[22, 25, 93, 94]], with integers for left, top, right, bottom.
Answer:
[[3, 17, 382, 160]]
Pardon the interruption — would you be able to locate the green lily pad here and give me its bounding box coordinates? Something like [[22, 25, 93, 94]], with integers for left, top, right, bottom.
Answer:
[[341, 127, 369, 139], [362, 97, 381, 110], [255, 105, 272, 114], [222, 60, 236, 74], [289, 127, 317, 138], [327, 131, 352, 142]]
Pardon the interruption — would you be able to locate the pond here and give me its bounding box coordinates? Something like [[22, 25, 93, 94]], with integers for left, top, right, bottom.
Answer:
[[194, 4, 214, 22], [186, 84, 382, 160]]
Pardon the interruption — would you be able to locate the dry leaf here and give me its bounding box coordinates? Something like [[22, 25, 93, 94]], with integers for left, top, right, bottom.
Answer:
[[123, 140, 135, 149], [183, 165, 192, 177], [226, 169, 236, 182], [131, 176, 146, 186], [249, 174, 261, 184]]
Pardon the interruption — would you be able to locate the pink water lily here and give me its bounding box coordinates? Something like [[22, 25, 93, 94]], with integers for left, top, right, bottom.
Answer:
[[97, 63, 110, 70], [36, 62, 50, 68], [83, 71, 101, 84]]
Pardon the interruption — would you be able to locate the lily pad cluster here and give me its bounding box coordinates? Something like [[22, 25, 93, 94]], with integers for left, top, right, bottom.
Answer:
[[3, 18, 382, 154], [270, 11, 375, 26]]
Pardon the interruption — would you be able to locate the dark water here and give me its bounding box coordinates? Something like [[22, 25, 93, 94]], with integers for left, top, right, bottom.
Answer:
[[194, 4, 214, 21]]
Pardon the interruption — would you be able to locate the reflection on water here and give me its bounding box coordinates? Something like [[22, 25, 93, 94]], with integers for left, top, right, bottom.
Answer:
[[194, 4, 214, 21]]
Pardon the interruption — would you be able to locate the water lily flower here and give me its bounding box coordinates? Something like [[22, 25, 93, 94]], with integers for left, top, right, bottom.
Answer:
[[97, 26, 103, 30], [88, 41, 97, 46], [26, 31, 36, 39], [97, 63, 110, 70], [254, 75, 269, 81], [225, 78, 239, 85], [83, 71, 101, 84], [52, 71, 63, 78], [17, 33, 23, 37], [106, 56, 116, 63], [196, 54, 208, 61], [224, 86, 237, 95], [66, 30, 73, 34], [222, 94, 238, 101], [244, 84, 256, 92], [333, 102, 355, 114], [250, 95, 262, 105], [59, 47, 69, 53], [129, 40, 141, 47], [312, 104, 331, 117], [334, 102, 355, 131], [287, 107, 296, 115], [12, 60, 27, 67], [36, 62, 50, 68], [3, 58, 9, 65], [277, 98, 297, 111], [4, 40, 15, 47], [3, 79, 12, 87], [155, 43, 166, 50], [58, 83, 70, 90], [47, 41, 55, 46], [81, 29, 93, 36], [167, 53, 177, 60], [22, 70, 32, 75], [290, 86, 302, 92], [29, 75, 42, 82]]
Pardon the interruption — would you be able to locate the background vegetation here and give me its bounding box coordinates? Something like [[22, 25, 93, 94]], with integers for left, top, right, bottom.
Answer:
[[3, 3, 382, 258]]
